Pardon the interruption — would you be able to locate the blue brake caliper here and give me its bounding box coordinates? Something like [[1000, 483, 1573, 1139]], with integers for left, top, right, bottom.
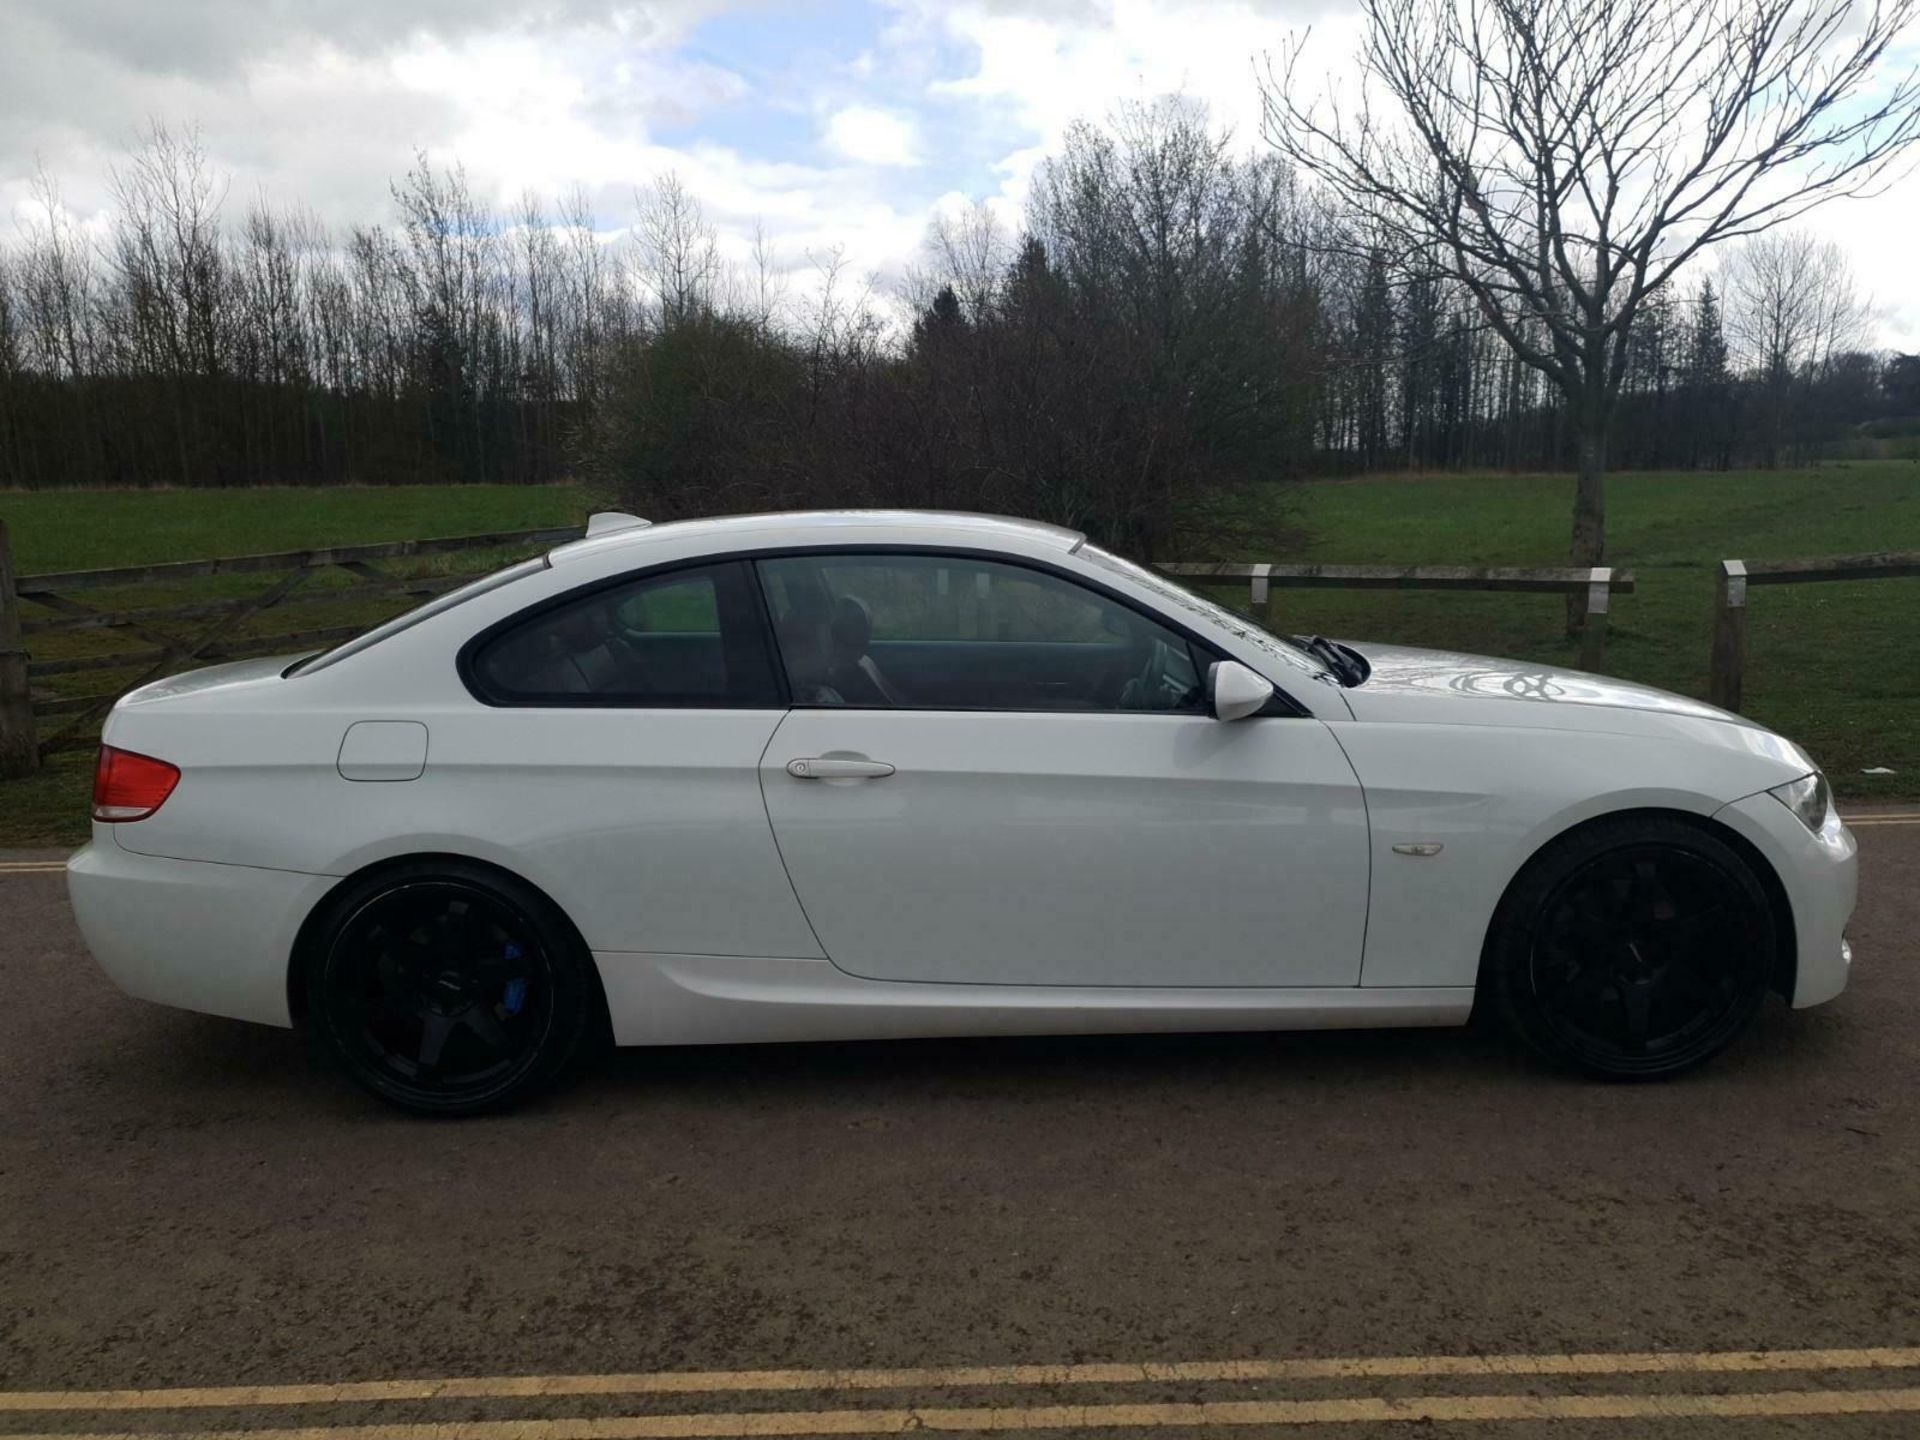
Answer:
[[501, 944, 528, 1017]]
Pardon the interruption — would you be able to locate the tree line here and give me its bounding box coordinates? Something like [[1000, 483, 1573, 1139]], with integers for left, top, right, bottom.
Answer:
[[0, 126, 627, 492], [0, 109, 1910, 555], [1319, 232, 1885, 476]]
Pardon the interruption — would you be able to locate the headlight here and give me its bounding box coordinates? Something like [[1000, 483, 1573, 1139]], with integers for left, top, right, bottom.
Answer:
[[1768, 771, 1832, 832]]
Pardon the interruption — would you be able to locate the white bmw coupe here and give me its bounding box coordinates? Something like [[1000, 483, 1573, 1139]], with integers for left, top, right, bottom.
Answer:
[[69, 510, 1857, 1113]]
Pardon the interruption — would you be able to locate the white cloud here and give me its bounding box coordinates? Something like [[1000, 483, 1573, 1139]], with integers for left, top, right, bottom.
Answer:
[[1802, 183, 1920, 352], [911, 0, 1369, 215], [927, 0, 1323, 143], [0, 0, 734, 226], [3, 0, 1919, 348], [823, 105, 921, 167]]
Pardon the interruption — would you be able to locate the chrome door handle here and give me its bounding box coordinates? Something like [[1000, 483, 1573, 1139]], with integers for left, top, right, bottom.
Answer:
[[786, 757, 896, 780]]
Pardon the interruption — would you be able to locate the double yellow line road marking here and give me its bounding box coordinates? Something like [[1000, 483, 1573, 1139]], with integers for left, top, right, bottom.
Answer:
[[11, 1348, 1920, 1410], [7, 1348, 1920, 1435], [9, 1391, 1920, 1439]]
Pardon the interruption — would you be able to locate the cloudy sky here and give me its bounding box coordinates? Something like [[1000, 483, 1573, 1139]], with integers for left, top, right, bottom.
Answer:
[[4, 0, 1919, 346]]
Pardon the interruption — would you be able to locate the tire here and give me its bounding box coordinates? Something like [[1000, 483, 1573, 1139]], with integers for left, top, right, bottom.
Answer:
[[301, 860, 600, 1116], [1481, 816, 1777, 1079]]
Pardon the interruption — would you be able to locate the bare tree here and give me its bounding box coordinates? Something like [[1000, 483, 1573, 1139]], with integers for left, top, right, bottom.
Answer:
[[553, 184, 630, 421], [108, 123, 232, 381], [738, 221, 789, 335], [1720, 228, 1872, 462], [921, 202, 1011, 323], [1263, 0, 1920, 626], [103, 123, 235, 482], [0, 247, 22, 487], [633, 173, 721, 326], [1722, 229, 1871, 380], [391, 156, 510, 479], [17, 170, 102, 381]]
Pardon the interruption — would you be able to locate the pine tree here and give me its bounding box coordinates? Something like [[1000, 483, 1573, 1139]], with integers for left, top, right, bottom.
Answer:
[[911, 284, 964, 347], [1353, 248, 1393, 467], [1688, 281, 1730, 386], [1683, 281, 1732, 468]]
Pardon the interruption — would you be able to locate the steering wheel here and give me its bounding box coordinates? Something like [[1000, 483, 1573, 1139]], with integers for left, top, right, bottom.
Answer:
[[1119, 637, 1192, 711]]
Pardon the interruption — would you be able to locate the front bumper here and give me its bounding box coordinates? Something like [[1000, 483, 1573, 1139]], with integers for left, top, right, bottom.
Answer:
[[1712, 790, 1858, 1009], [66, 835, 333, 1028]]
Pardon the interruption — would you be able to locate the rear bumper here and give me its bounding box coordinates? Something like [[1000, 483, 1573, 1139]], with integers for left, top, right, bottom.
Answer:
[[66, 835, 332, 1028], [1712, 791, 1858, 1009]]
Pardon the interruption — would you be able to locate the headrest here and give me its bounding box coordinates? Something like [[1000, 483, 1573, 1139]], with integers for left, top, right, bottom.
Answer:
[[830, 595, 872, 651]]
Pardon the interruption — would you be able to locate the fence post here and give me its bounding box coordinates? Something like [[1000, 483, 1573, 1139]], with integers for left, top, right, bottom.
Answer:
[[1709, 559, 1747, 713], [0, 519, 39, 778], [1578, 566, 1611, 673], [1250, 562, 1273, 626]]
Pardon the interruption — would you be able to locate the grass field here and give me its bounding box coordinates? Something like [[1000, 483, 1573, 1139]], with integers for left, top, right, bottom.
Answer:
[[1197, 461, 1920, 804], [1, 465, 1914, 844], [2, 483, 585, 572], [1, 484, 590, 845]]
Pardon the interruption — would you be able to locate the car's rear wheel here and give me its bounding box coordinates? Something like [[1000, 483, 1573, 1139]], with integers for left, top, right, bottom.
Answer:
[[303, 862, 598, 1115], [1483, 817, 1777, 1079]]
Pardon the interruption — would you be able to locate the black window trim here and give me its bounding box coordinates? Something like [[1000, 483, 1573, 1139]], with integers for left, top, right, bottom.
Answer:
[[456, 543, 1310, 717]]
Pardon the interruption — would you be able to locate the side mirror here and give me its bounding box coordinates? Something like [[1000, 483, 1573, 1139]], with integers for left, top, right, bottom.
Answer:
[[1208, 660, 1274, 722]]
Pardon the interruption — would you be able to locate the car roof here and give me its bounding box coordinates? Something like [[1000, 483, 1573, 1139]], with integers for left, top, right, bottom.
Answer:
[[546, 509, 1087, 569]]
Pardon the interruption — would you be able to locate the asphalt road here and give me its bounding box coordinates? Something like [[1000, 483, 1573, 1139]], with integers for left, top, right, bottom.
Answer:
[[1, 815, 1917, 1439]]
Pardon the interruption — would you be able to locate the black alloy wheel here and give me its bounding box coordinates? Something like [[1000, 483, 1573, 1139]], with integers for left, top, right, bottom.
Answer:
[[304, 863, 598, 1115], [1485, 817, 1777, 1078]]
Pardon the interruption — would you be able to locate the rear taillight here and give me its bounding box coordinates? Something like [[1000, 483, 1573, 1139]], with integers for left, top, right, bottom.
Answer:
[[92, 745, 180, 822]]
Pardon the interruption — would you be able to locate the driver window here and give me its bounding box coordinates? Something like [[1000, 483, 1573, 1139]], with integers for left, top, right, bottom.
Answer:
[[756, 553, 1206, 713]]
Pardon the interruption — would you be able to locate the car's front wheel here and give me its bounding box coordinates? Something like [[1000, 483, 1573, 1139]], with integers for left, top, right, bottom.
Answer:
[[1483, 816, 1779, 1079], [302, 862, 599, 1115]]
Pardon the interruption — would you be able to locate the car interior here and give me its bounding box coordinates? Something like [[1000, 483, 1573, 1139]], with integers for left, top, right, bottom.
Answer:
[[759, 556, 1209, 713], [469, 554, 1210, 713]]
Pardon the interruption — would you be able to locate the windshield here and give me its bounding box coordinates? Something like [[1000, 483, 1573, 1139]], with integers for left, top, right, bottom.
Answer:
[[286, 555, 551, 677], [1076, 544, 1331, 681]]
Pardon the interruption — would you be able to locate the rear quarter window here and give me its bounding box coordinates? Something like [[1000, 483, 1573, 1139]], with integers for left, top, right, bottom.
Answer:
[[463, 560, 781, 707]]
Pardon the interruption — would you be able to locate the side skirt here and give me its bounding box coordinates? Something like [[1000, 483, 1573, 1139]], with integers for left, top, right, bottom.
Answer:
[[593, 952, 1475, 1048]]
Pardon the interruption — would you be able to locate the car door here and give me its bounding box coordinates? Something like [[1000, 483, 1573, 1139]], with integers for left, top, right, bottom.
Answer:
[[451, 558, 822, 960], [756, 550, 1370, 988]]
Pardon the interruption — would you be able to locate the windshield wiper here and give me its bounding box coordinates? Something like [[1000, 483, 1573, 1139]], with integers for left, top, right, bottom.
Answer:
[[1293, 634, 1363, 687]]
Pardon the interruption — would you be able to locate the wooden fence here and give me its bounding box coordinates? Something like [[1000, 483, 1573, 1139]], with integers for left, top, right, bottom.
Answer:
[[11, 529, 1908, 780], [1159, 562, 1634, 673], [1708, 551, 1920, 712], [0, 521, 578, 776]]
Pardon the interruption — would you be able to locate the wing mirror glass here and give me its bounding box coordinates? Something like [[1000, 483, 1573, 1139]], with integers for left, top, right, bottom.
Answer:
[[1208, 660, 1274, 722]]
